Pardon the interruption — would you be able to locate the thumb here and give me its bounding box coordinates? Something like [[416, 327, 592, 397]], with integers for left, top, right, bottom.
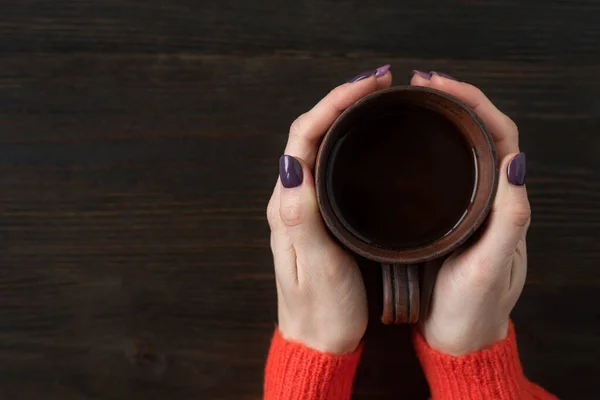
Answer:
[[278, 155, 333, 253], [468, 153, 531, 266]]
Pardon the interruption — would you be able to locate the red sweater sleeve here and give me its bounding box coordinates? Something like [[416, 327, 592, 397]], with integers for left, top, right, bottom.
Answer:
[[264, 329, 362, 400], [413, 321, 557, 400], [264, 323, 556, 400]]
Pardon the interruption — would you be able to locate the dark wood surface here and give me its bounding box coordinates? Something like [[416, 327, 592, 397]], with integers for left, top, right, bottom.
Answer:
[[1, 1, 599, 399]]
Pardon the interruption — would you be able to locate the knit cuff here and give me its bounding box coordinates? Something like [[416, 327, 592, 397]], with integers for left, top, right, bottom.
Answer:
[[264, 329, 362, 400], [413, 321, 525, 400]]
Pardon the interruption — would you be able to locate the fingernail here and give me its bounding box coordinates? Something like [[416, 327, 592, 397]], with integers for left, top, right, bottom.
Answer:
[[375, 64, 391, 77], [507, 153, 527, 186], [348, 64, 390, 83], [430, 71, 457, 81], [348, 70, 375, 83], [412, 70, 432, 80], [279, 155, 303, 188]]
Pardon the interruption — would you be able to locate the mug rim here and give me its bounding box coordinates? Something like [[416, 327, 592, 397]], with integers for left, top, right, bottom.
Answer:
[[315, 85, 499, 264]]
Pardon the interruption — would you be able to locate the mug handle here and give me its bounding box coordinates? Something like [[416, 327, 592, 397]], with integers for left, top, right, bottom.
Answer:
[[380, 264, 421, 324]]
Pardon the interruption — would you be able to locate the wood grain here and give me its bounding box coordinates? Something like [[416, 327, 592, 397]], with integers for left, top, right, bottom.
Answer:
[[2, 1, 600, 63], [0, 1, 599, 398]]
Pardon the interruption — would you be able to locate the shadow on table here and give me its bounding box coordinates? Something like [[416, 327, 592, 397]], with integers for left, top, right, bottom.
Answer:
[[353, 257, 429, 399]]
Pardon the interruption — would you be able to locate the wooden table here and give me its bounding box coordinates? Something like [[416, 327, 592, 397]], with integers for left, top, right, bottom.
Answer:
[[1, 1, 598, 398]]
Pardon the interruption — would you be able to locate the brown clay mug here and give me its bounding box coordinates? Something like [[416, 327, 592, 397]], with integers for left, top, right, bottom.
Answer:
[[315, 86, 498, 325]]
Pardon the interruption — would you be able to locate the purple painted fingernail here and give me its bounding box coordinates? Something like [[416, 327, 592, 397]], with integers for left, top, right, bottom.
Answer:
[[430, 71, 457, 81], [412, 70, 432, 80], [348, 64, 390, 83], [279, 155, 303, 188], [508, 153, 527, 186], [375, 64, 391, 77], [348, 70, 375, 83]]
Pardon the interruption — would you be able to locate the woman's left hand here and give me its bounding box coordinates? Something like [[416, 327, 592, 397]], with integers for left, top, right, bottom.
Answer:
[[411, 71, 530, 356], [266, 66, 392, 354]]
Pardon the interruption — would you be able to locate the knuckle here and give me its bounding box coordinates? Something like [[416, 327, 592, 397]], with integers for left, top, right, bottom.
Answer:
[[327, 86, 341, 99], [464, 84, 486, 102], [472, 86, 486, 99], [463, 254, 506, 290], [510, 200, 531, 228], [266, 200, 279, 229], [280, 202, 304, 227], [465, 254, 492, 281], [289, 113, 310, 138], [461, 84, 487, 109], [321, 254, 345, 281], [503, 115, 519, 139], [323, 87, 346, 111]]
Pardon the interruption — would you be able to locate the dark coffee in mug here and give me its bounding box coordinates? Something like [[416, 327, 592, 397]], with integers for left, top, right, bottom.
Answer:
[[326, 105, 477, 249], [316, 86, 498, 324]]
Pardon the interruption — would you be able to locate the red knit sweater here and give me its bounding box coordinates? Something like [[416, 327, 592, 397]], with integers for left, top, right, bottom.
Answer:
[[264, 322, 557, 399]]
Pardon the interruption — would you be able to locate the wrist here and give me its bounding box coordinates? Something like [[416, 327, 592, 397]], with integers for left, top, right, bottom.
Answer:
[[265, 329, 362, 400], [278, 324, 363, 355], [421, 318, 509, 356], [413, 321, 527, 400]]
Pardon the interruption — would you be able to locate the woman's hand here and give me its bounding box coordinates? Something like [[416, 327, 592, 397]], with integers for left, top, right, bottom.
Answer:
[[411, 71, 530, 356], [266, 66, 392, 354]]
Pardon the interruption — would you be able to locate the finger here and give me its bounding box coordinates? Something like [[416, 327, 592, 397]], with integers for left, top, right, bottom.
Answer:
[[410, 71, 519, 159], [285, 66, 392, 168], [278, 154, 336, 263], [376, 68, 393, 90], [270, 229, 298, 286], [463, 153, 530, 274], [278, 154, 332, 248], [508, 238, 527, 297], [267, 180, 298, 285], [266, 178, 282, 232]]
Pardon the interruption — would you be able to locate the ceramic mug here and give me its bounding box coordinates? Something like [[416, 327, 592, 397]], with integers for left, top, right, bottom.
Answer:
[[315, 86, 498, 324]]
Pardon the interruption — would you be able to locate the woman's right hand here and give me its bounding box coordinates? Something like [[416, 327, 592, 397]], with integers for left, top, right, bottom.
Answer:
[[267, 66, 393, 354], [410, 71, 530, 356]]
